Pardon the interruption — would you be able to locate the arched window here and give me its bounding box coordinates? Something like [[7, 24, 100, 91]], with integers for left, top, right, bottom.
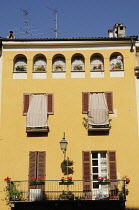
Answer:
[[90, 54, 104, 71], [71, 54, 84, 71], [14, 55, 27, 72], [110, 53, 123, 70], [52, 55, 66, 71], [33, 56, 46, 72]]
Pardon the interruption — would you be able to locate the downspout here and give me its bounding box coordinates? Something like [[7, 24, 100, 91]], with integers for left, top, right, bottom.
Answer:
[[130, 38, 134, 52]]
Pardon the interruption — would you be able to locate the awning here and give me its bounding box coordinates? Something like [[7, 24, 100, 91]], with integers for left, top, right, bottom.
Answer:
[[88, 93, 109, 126], [26, 94, 48, 128]]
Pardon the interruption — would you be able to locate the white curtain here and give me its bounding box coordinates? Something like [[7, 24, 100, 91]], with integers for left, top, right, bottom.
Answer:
[[26, 94, 48, 127], [88, 93, 109, 125]]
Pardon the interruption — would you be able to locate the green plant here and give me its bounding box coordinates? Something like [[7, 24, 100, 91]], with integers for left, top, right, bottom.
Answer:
[[16, 65, 26, 71], [63, 157, 74, 166], [36, 65, 45, 71], [74, 65, 82, 70], [82, 117, 88, 129], [55, 64, 62, 69], [93, 64, 102, 70], [4, 177, 23, 205], [30, 178, 45, 185]]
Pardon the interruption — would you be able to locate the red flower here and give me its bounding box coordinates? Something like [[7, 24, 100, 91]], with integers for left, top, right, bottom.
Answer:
[[126, 178, 130, 184], [67, 176, 72, 180], [38, 178, 44, 181], [61, 177, 65, 181], [4, 177, 11, 182], [97, 177, 104, 182]]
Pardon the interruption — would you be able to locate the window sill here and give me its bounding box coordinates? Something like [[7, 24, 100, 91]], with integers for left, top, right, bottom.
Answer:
[[32, 71, 46, 73], [90, 70, 104, 72], [88, 125, 110, 131], [110, 69, 124, 71], [26, 127, 49, 133], [71, 70, 85, 72], [13, 71, 27, 73], [52, 71, 66, 73]]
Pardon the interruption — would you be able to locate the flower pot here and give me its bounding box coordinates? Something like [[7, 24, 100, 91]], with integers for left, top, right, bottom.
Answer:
[[30, 182, 45, 186], [93, 68, 101, 70], [59, 181, 74, 185], [97, 181, 110, 185], [56, 68, 62, 71], [113, 67, 121, 70]]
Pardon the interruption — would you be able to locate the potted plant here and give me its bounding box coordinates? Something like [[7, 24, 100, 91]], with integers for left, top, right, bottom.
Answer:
[[93, 64, 102, 70], [112, 55, 123, 70], [55, 64, 63, 71], [16, 65, 26, 71], [96, 177, 110, 185], [59, 176, 74, 185], [74, 65, 82, 70], [63, 157, 74, 166], [125, 177, 130, 184], [4, 177, 23, 205], [30, 178, 45, 186], [36, 65, 45, 71]]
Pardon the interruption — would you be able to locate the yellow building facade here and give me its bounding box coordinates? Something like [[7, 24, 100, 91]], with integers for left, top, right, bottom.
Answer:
[[0, 26, 139, 209]]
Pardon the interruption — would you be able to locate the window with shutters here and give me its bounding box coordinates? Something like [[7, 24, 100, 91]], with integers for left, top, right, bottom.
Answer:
[[82, 151, 117, 200], [23, 93, 54, 132], [29, 151, 46, 190], [82, 92, 113, 131]]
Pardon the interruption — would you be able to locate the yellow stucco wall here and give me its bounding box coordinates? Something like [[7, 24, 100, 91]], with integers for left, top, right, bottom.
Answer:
[[0, 41, 139, 209]]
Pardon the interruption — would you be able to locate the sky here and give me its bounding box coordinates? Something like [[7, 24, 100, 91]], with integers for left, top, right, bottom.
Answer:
[[0, 0, 139, 39]]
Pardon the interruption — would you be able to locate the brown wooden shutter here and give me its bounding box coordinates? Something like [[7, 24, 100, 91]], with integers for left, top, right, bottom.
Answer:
[[82, 151, 91, 192], [105, 91, 113, 114], [108, 151, 118, 199], [82, 92, 89, 114], [23, 93, 30, 116], [108, 151, 117, 180], [37, 151, 46, 180], [29, 151, 37, 180], [47, 93, 54, 114]]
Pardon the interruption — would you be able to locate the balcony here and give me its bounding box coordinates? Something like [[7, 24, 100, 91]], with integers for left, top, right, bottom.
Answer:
[[7, 180, 127, 210], [8, 179, 128, 202]]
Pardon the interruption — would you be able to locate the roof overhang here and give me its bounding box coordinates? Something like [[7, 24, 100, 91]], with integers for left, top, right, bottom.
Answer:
[[1, 36, 138, 48]]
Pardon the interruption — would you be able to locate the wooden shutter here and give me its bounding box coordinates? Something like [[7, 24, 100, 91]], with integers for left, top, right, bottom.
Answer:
[[29, 151, 37, 180], [108, 151, 117, 180], [23, 93, 31, 116], [47, 93, 54, 114], [82, 151, 91, 191], [82, 92, 89, 114], [108, 151, 118, 199], [105, 91, 113, 114], [37, 151, 46, 180], [29, 151, 46, 190]]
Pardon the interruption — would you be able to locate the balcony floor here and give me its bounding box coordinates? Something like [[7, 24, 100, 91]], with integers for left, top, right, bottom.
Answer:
[[12, 200, 125, 210]]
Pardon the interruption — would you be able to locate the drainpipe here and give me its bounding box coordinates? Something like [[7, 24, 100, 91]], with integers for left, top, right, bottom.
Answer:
[[130, 38, 134, 52]]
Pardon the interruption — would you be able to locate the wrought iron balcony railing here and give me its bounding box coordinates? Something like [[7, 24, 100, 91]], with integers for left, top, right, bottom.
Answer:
[[7, 180, 128, 202]]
